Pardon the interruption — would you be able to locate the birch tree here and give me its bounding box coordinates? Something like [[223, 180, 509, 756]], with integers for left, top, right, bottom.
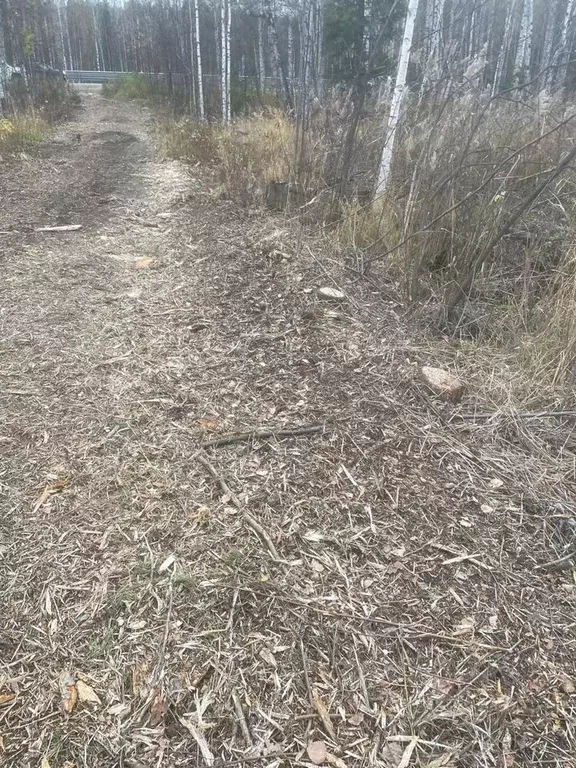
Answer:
[[221, 0, 231, 121], [194, 0, 204, 116], [374, 0, 420, 198]]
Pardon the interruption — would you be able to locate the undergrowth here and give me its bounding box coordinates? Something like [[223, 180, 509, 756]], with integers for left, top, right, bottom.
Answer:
[[156, 87, 576, 406], [0, 115, 48, 156]]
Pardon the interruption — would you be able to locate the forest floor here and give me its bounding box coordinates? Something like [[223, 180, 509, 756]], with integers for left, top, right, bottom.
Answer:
[[1, 90, 576, 768]]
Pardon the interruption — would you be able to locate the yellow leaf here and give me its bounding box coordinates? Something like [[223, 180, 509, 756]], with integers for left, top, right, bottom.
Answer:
[[312, 689, 336, 739], [41, 757, 51, 768], [59, 671, 77, 714], [76, 680, 101, 705], [0, 693, 15, 706]]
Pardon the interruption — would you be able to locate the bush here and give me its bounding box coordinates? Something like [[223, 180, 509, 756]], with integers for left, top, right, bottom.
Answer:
[[6, 74, 80, 123], [158, 111, 295, 205], [0, 115, 48, 155], [102, 73, 164, 102]]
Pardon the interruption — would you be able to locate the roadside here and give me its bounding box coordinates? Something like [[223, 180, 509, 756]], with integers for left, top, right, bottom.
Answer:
[[1, 89, 575, 768]]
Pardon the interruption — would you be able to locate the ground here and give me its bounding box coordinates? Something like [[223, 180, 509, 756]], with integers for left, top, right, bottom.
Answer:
[[1, 91, 576, 768]]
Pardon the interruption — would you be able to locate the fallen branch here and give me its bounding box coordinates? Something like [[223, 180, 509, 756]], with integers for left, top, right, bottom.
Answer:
[[231, 689, 253, 746], [534, 550, 576, 571], [455, 410, 576, 421], [202, 423, 323, 448], [35, 224, 82, 232], [179, 716, 215, 766], [197, 452, 280, 560]]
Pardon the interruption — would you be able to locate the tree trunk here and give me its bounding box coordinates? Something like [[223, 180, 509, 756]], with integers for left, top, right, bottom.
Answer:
[[221, 0, 231, 121], [194, 0, 204, 117], [374, 0, 420, 199], [514, 0, 533, 81]]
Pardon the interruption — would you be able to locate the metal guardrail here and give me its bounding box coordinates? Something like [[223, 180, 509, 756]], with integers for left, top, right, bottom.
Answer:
[[65, 70, 284, 88], [66, 70, 127, 83]]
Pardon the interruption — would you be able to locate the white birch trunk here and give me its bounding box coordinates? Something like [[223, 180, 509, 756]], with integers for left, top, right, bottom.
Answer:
[[491, 1, 514, 96], [226, 0, 231, 121], [257, 14, 265, 90], [375, 0, 420, 198], [188, 0, 196, 114], [92, 6, 102, 71], [221, 0, 231, 122], [57, 3, 70, 71], [194, 0, 204, 117], [221, 0, 226, 120]]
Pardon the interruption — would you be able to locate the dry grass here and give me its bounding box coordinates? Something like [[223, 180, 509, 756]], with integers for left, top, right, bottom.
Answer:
[[0, 115, 48, 156], [2, 90, 576, 768], [159, 111, 295, 204]]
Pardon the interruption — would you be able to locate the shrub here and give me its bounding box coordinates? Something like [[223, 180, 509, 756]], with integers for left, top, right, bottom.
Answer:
[[102, 73, 164, 102], [0, 115, 48, 155]]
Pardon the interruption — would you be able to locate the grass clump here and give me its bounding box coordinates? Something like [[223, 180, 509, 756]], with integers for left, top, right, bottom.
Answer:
[[0, 115, 48, 156], [102, 73, 163, 102], [158, 111, 295, 205]]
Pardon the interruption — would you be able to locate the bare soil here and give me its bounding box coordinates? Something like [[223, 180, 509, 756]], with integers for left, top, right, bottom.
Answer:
[[1, 91, 576, 768]]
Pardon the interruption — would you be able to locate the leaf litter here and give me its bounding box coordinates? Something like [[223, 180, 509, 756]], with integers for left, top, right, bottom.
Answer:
[[1, 94, 576, 768]]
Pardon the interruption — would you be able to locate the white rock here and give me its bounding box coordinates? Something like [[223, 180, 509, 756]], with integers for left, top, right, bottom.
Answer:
[[317, 286, 345, 302], [421, 366, 465, 403]]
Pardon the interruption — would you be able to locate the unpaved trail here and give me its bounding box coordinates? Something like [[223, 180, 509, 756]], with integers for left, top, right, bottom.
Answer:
[[1, 92, 576, 768]]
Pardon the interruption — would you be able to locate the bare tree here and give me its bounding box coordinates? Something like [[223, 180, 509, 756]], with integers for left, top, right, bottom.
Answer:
[[375, 0, 420, 198]]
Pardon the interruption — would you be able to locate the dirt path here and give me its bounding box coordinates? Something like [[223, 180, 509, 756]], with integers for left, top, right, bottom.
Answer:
[[1, 93, 576, 768]]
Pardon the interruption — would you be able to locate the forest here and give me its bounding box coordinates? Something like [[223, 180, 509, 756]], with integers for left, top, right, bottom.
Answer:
[[2, 0, 576, 363]]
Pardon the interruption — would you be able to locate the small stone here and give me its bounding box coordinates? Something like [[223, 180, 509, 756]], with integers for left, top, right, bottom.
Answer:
[[317, 286, 345, 302], [421, 366, 465, 403]]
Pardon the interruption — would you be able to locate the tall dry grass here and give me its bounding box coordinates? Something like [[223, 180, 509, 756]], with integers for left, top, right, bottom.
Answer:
[[0, 115, 49, 157], [157, 87, 576, 402]]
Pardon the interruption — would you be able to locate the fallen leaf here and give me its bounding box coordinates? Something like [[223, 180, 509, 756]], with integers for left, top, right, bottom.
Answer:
[[158, 554, 176, 573], [134, 257, 155, 269], [304, 530, 325, 542], [436, 678, 456, 696], [481, 504, 495, 514], [561, 675, 575, 694], [76, 680, 101, 705], [198, 418, 220, 431], [348, 712, 364, 726], [149, 689, 166, 725], [128, 618, 146, 630], [62, 763, 78, 768], [41, 758, 51, 768], [0, 693, 15, 706], [312, 689, 336, 739], [326, 754, 348, 768], [307, 741, 327, 765], [59, 671, 77, 714], [32, 480, 68, 515], [397, 737, 418, 768], [382, 743, 404, 767], [108, 701, 130, 717], [453, 616, 475, 636], [488, 478, 504, 489], [259, 648, 277, 667], [426, 756, 455, 768]]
